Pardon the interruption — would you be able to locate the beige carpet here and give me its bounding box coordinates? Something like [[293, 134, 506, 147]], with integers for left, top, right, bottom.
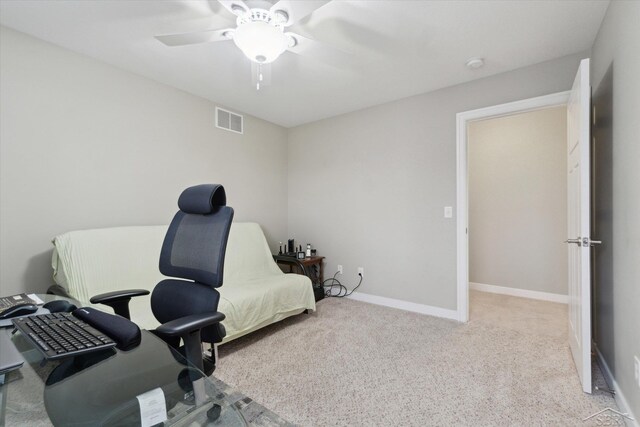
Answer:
[[216, 291, 618, 426]]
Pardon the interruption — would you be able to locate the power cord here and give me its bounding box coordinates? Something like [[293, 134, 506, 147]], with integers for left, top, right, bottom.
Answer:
[[323, 271, 363, 298]]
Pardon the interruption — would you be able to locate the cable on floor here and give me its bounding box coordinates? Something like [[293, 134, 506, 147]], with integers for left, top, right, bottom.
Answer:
[[322, 272, 363, 298]]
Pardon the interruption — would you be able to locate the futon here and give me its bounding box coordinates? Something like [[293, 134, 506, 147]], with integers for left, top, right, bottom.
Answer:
[[49, 222, 316, 342]]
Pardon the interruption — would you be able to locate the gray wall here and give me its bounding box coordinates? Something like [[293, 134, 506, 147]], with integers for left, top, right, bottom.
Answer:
[[590, 0, 640, 418], [288, 51, 586, 310], [468, 107, 567, 295], [0, 26, 288, 296]]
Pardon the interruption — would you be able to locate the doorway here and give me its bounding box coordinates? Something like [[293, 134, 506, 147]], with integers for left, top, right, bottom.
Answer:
[[467, 106, 568, 306], [455, 91, 570, 322]]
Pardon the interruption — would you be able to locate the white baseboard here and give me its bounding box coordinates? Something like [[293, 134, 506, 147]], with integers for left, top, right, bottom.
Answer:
[[469, 282, 568, 304], [348, 292, 460, 321], [595, 346, 639, 427]]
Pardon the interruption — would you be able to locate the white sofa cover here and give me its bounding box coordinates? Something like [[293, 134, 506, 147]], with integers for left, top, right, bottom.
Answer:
[[51, 222, 315, 343]]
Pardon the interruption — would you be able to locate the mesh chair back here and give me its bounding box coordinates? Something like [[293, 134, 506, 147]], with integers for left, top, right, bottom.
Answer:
[[159, 184, 234, 288]]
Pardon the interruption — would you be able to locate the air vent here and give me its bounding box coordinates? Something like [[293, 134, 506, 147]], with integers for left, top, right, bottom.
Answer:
[[216, 107, 243, 134]]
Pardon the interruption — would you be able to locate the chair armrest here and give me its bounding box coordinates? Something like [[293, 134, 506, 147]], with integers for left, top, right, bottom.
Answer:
[[90, 289, 150, 319], [156, 312, 225, 338], [157, 311, 226, 374], [47, 284, 72, 298], [90, 289, 150, 304]]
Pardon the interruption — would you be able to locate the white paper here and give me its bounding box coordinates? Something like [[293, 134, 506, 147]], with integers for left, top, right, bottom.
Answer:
[[136, 387, 167, 427], [27, 294, 45, 304]]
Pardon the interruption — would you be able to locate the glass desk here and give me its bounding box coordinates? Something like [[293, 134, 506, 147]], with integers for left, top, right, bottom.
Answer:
[[0, 295, 246, 426]]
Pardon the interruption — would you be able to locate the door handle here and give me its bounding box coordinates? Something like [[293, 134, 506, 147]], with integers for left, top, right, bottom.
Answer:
[[583, 237, 602, 247], [565, 238, 581, 245]]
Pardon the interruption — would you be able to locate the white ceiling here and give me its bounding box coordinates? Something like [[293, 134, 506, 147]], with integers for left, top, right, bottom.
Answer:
[[0, 0, 609, 127]]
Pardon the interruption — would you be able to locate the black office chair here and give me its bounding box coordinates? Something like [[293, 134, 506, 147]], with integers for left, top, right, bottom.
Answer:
[[89, 184, 234, 375]]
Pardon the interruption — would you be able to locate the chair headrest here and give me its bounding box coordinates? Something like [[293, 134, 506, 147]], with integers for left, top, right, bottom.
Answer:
[[178, 184, 227, 214]]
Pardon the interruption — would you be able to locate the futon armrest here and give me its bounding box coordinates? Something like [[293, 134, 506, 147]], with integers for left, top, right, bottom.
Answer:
[[273, 255, 308, 275], [156, 312, 226, 338], [90, 289, 150, 319], [47, 284, 72, 298]]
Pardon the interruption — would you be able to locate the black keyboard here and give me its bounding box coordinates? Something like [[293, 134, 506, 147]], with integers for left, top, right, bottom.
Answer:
[[12, 312, 116, 360]]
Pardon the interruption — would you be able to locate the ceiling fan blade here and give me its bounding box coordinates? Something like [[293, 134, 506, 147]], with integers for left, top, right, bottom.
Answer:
[[155, 29, 232, 47], [270, 0, 331, 26], [217, 0, 249, 17], [285, 32, 353, 67]]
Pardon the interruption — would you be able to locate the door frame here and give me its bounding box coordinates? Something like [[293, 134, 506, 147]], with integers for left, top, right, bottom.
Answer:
[[455, 91, 570, 322]]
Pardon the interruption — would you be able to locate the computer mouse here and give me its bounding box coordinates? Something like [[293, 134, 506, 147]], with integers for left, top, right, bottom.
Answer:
[[0, 303, 38, 319], [43, 300, 77, 314]]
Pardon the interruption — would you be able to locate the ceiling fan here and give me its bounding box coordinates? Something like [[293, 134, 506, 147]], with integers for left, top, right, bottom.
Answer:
[[155, 0, 336, 89]]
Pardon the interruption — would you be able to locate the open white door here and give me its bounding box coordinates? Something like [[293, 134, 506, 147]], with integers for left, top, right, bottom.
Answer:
[[566, 58, 592, 394]]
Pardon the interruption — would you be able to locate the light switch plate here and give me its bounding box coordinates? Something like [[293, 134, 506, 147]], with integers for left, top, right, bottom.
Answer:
[[635, 356, 640, 388], [444, 206, 453, 218]]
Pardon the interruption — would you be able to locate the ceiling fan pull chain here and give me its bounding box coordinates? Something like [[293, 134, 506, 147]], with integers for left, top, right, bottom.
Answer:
[[256, 63, 262, 91]]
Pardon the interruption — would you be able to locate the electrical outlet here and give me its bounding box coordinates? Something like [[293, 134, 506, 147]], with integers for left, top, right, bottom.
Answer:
[[358, 267, 364, 277], [337, 265, 343, 275], [635, 356, 640, 388], [444, 206, 453, 218]]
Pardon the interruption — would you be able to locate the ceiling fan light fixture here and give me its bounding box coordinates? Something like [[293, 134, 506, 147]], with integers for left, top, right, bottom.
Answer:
[[233, 20, 288, 63], [272, 10, 289, 25], [230, 3, 247, 16], [286, 33, 297, 48]]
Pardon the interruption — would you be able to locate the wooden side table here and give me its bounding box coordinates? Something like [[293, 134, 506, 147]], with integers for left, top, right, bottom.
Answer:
[[273, 255, 325, 301]]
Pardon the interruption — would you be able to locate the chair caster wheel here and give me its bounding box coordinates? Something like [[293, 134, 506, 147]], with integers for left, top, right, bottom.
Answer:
[[207, 403, 221, 421]]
